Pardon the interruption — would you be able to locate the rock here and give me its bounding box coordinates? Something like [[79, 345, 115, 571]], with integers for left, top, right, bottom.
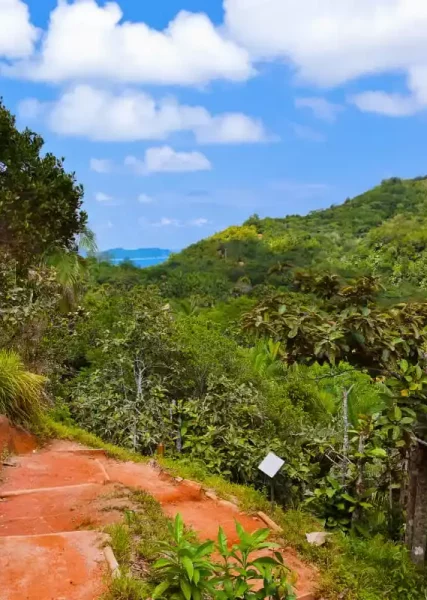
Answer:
[[305, 532, 331, 546]]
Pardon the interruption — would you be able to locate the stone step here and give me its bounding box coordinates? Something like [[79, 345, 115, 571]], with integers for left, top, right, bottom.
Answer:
[[0, 531, 109, 600], [0, 482, 136, 536]]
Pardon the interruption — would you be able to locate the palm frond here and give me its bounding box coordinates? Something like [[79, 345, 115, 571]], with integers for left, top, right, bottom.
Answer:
[[77, 226, 98, 255]]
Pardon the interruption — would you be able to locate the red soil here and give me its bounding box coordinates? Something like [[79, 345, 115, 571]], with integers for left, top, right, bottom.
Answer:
[[0, 415, 37, 458], [0, 419, 318, 600], [0, 531, 107, 600]]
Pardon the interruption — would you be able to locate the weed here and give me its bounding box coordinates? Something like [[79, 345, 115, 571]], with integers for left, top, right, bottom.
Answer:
[[106, 523, 132, 565], [102, 575, 151, 600]]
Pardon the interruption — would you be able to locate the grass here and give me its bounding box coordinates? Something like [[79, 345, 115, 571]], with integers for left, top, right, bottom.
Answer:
[[101, 575, 151, 600], [38, 416, 427, 600], [38, 417, 149, 463], [0, 350, 46, 426], [102, 490, 173, 600]]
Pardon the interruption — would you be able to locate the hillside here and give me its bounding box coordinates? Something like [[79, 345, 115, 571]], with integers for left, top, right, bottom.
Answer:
[[3, 95, 427, 600], [144, 177, 427, 301]]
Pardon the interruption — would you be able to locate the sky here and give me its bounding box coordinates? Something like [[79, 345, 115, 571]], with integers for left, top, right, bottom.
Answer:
[[2, 1, 427, 250]]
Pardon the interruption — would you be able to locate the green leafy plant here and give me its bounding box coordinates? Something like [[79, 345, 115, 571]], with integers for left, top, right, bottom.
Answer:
[[215, 522, 296, 600], [152, 514, 296, 600], [153, 513, 216, 600]]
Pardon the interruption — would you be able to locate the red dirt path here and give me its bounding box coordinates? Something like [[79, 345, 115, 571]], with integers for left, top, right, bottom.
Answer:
[[0, 428, 318, 600]]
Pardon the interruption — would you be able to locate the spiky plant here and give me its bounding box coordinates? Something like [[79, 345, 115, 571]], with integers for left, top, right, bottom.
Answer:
[[0, 350, 46, 425]]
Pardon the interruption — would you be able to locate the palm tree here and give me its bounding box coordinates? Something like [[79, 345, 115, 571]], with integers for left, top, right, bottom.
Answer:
[[43, 226, 97, 311]]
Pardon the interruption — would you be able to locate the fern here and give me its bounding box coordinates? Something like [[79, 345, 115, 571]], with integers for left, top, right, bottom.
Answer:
[[0, 350, 46, 425]]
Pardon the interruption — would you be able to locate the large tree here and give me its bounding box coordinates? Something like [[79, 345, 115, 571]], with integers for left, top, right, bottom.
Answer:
[[0, 100, 87, 264], [243, 287, 427, 563]]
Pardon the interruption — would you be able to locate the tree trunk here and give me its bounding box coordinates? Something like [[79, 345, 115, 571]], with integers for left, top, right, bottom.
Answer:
[[405, 449, 418, 549], [341, 385, 354, 486], [407, 443, 427, 564]]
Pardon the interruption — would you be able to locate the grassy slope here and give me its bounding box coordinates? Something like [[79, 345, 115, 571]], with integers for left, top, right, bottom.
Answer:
[[144, 177, 427, 300]]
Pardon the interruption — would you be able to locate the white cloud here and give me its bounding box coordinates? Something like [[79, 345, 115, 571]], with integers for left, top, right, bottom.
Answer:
[[19, 85, 269, 144], [195, 113, 269, 144], [188, 218, 209, 226], [225, 0, 427, 87], [138, 193, 155, 204], [10, 0, 251, 86], [0, 0, 38, 59], [224, 0, 427, 118], [90, 158, 113, 173], [295, 97, 343, 123], [95, 191, 113, 202], [140, 216, 209, 228], [292, 123, 325, 143], [349, 91, 420, 117], [153, 217, 181, 228], [126, 146, 212, 175]]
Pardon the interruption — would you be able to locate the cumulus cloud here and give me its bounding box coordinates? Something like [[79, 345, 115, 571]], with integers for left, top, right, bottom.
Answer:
[[18, 85, 269, 144], [0, 0, 38, 59], [9, 0, 251, 86], [295, 97, 343, 123], [224, 0, 427, 117], [195, 113, 269, 144], [225, 0, 427, 87], [90, 158, 113, 173], [126, 146, 212, 175], [349, 91, 420, 117]]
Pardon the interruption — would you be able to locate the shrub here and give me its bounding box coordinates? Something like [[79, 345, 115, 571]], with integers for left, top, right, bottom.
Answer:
[[0, 350, 46, 425]]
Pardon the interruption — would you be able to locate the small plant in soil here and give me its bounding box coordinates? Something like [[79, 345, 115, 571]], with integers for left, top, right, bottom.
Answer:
[[152, 514, 296, 600]]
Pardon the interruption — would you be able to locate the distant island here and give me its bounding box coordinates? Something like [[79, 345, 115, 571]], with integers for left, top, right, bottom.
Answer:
[[100, 248, 172, 268]]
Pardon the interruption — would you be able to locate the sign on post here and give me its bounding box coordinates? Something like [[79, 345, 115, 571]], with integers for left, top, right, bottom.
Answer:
[[258, 452, 284, 504]]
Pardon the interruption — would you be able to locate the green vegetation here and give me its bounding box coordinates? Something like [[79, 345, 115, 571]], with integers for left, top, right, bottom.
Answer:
[[152, 514, 296, 600], [2, 101, 427, 598], [0, 350, 46, 426], [128, 176, 427, 304]]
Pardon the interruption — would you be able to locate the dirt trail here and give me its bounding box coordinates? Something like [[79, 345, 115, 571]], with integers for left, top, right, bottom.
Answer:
[[0, 434, 318, 600]]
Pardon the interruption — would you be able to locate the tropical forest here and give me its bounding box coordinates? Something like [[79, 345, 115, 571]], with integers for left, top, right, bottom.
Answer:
[[3, 98, 427, 600]]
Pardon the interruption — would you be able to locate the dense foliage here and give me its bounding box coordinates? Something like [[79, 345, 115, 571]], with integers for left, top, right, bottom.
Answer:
[[123, 177, 427, 304], [1, 101, 427, 598], [0, 100, 87, 264]]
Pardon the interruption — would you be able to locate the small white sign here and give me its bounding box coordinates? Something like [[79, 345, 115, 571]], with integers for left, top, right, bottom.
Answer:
[[258, 452, 285, 478]]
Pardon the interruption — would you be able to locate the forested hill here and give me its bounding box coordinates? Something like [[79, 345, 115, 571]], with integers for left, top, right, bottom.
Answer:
[[144, 177, 427, 301]]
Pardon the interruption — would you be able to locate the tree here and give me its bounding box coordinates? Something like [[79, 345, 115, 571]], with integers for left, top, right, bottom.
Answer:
[[243, 291, 427, 560], [0, 100, 87, 264]]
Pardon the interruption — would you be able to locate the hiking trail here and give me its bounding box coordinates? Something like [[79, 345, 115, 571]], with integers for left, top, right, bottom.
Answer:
[[0, 418, 318, 600]]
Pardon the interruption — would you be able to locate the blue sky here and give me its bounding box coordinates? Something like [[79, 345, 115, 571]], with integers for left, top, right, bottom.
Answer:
[[2, 1, 427, 250]]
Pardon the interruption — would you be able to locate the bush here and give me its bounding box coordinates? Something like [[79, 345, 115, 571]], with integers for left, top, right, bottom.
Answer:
[[0, 350, 46, 425]]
